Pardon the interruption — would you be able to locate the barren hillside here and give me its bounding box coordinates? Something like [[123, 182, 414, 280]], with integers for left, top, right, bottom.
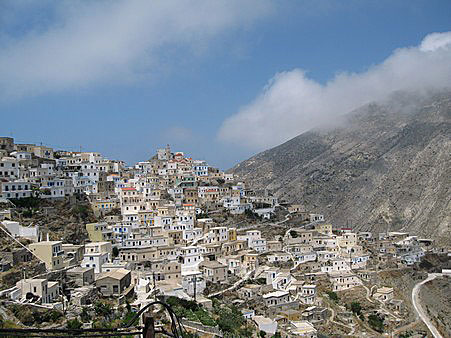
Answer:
[[231, 92, 451, 243]]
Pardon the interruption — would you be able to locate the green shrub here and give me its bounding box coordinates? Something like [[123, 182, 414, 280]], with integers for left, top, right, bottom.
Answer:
[[350, 301, 362, 315], [326, 291, 339, 302], [216, 306, 245, 334], [289, 230, 298, 238], [239, 326, 254, 337], [42, 310, 63, 323], [185, 309, 197, 321], [80, 307, 91, 322], [67, 318, 83, 330], [71, 205, 90, 219], [112, 246, 119, 257], [194, 309, 216, 327], [166, 296, 199, 312], [22, 209, 33, 218], [368, 314, 384, 333], [10, 197, 42, 209], [94, 301, 112, 320]]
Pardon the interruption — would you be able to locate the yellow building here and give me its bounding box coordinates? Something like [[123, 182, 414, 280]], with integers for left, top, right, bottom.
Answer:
[[315, 223, 333, 236], [86, 222, 111, 242], [29, 241, 65, 270], [242, 252, 259, 270], [228, 228, 237, 241], [91, 200, 118, 215]]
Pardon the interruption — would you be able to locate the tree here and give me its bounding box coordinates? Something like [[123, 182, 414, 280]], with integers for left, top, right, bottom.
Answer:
[[94, 301, 113, 321], [350, 301, 362, 316], [368, 314, 384, 333], [289, 230, 298, 238], [259, 331, 267, 337], [216, 306, 245, 334], [112, 246, 119, 258], [244, 208, 258, 219], [239, 326, 254, 337], [326, 291, 339, 302]]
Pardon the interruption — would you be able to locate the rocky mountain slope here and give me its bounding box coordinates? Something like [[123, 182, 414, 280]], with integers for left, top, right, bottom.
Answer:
[[230, 92, 451, 242]]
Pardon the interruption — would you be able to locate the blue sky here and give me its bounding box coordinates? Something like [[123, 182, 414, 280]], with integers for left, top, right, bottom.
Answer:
[[1, 1, 451, 169]]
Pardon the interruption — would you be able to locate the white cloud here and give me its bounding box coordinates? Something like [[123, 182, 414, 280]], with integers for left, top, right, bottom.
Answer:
[[218, 31, 451, 150], [420, 31, 451, 51], [0, 0, 272, 98]]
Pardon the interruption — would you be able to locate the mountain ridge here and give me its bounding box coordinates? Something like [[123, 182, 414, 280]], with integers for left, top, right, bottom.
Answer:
[[230, 91, 451, 243]]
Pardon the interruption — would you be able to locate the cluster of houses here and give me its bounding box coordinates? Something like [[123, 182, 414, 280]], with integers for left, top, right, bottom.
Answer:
[[0, 137, 439, 337]]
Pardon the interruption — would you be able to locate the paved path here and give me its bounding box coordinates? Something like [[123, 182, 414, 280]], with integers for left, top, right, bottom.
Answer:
[[393, 320, 419, 336], [411, 273, 443, 338], [322, 298, 355, 334], [362, 284, 376, 304], [237, 212, 293, 232], [207, 269, 254, 297]]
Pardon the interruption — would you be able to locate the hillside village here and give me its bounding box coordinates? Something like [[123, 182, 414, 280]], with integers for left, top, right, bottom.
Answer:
[[0, 136, 450, 337]]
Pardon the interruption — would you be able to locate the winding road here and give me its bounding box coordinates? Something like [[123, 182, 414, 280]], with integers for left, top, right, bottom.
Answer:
[[362, 284, 376, 304], [322, 297, 355, 335], [207, 269, 255, 297], [411, 273, 443, 338]]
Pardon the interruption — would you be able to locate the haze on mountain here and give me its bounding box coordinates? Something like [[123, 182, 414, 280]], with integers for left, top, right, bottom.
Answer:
[[230, 90, 451, 243]]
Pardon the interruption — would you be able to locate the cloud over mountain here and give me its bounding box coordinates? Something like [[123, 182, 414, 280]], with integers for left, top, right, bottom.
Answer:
[[218, 31, 451, 150], [0, 0, 272, 98]]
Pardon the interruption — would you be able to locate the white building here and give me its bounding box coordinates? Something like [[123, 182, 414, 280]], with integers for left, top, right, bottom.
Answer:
[[0, 157, 19, 179], [0, 181, 32, 199], [81, 242, 111, 274], [2, 220, 40, 241], [263, 290, 291, 307], [179, 246, 203, 270], [15, 278, 59, 304]]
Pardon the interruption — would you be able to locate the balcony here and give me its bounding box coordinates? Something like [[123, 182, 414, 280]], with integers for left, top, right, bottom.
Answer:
[[53, 250, 64, 257]]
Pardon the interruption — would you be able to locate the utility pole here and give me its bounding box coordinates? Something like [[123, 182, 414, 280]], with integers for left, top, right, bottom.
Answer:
[[193, 274, 197, 302], [349, 249, 352, 271], [143, 313, 155, 338], [22, 268, 25, 299], [60, 270, 65, 314], [152, 272, 156, 301]]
